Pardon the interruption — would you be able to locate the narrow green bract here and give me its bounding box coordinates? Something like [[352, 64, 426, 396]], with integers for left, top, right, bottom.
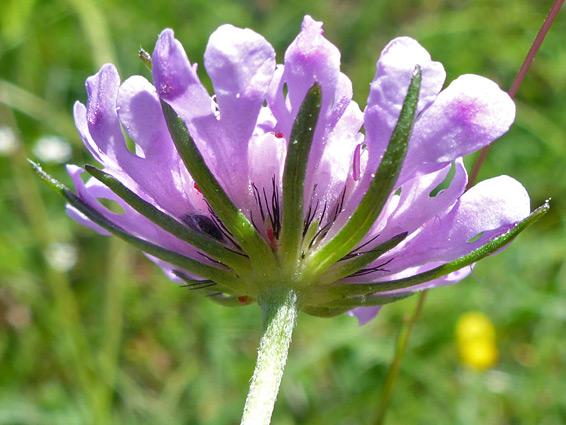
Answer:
[[306, 67, 422, 278], [280, 83, 322, 273], [161, 101, 275, 270]]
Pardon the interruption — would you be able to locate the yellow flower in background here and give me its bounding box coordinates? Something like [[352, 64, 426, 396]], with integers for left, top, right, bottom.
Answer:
[[456, 312, 498, 371]]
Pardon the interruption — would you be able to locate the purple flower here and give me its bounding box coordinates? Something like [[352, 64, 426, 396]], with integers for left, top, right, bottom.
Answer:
[[36, 16, 546, 325]]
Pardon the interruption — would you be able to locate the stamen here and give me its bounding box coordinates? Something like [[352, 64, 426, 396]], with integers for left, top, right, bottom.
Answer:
[[172, 269, 217, 290], [186, 282, 218, 290], [308, 186, 348, 249], [251, 183, 266, 222], [270, 176, 282, 237], [340, 233, 382, 261], [197, 251, 227, 267], [348, 258, 394, 277], [182, 214, 225, 242], [303, 198, 319, 237], [205, 205, 243, 250], [251, 175, 282, 244]]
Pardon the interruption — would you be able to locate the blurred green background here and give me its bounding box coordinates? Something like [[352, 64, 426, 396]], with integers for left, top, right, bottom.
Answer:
[[1, 0, 565, 424]]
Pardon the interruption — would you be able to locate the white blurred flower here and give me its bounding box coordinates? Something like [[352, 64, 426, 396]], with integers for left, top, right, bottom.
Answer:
[[45, 242, 78, 272], [484, 370, 511, 394], [0, 126, 19, 156], [33, 135, 72, 163]]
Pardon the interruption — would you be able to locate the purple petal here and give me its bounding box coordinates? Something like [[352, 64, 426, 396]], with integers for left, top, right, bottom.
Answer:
[[204, 24, 276, 146], [267, 16, 346, 206], [282, 15, 340, 122], [341, 37, 446, 226], [349, 263, 473, 325], [401, 74, 516, 181], [66, 204, 110, 235], [349, 307, 382, 326], [66, 165, 204, 263], [374, 175, 530, 276], [85, 64, 131, 166], [74, 101, 105, 165], [152, 28, 250, 202], [365, 37, 446, 164], [377, 159, 468, 243], [310, 101, 364, 219], [117, 76, 175, 159], [152, 29, 220, 157], [115, 75, 203, 218]]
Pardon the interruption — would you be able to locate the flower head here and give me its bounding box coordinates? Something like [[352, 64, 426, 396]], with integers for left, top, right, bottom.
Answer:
[[34, 16, 546, 324]]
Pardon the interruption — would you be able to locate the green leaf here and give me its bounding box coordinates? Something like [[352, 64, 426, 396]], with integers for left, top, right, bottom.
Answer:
[[316, 201, 550, 303], [30, 160, 238, 289], [85, 164, 250, 273], [280, 83, 322, 269], [161, 101, 275, 270], [306, 66, 422, 278]]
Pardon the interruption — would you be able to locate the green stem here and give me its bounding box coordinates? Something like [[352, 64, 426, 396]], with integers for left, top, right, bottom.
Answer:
[[241, 288, 299, 425], [95, 238, 130, 423], [373, 291, 428, 425]]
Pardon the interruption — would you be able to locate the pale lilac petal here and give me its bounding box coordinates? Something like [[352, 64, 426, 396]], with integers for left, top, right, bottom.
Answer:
[[265, 66, 289, 132], [310, 101, 364, 219], [115, 75, 200, 218], [204, 24, 276, 145], [384, 263, 473, 292], [377, 159, 468, 243], [152, 29, 214, 118], [269, 16, 347, 207], [349, 265, 472, 324], [282, 15, 340, 122], [66, 165, 204, 264], [152, 28, 249, 203], [350, 307, 382, 326], [339, 37, 446, 228], [152, 29, 221, 165], [246, 132, 287, 236], [364, 37, 446, 163], [66, 205, 110, 236], [327, 72, 354, 130], [85, 64, 131, 166], [74, 102, 105, 165], [401, 74, 516, 181], [117, 76, 175, 159], [367, 175, 530, 277], [144, 255, 203, 282]]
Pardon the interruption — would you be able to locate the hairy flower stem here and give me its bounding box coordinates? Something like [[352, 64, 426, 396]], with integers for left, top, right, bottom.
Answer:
[[241, 288, 299, 425]]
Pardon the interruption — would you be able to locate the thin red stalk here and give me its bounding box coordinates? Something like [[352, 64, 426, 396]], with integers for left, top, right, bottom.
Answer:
[[467, 0, 564, 189], [374, 3, 564, 424]]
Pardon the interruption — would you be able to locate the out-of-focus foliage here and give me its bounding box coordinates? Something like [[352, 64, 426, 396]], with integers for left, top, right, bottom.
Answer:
[[0, 0, 564, 424]]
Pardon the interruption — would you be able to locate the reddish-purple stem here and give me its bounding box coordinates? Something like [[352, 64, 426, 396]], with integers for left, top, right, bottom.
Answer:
[[466, 0, 564, 189]]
